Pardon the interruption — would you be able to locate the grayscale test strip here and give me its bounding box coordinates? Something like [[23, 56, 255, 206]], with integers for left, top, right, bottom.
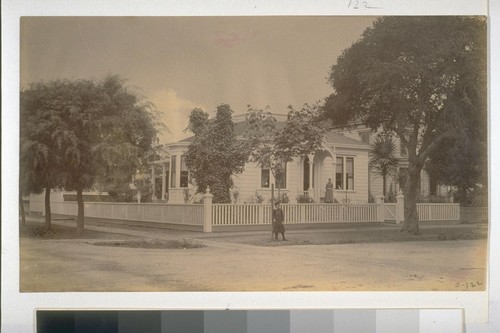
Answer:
[[36, 309, 464, 333]]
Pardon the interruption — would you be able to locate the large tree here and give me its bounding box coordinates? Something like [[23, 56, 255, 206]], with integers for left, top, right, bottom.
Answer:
[[20, 75, 160, 234], [20, 80, 82, 231], [322, 16, 486, 233], [185, 104, 248, 203]]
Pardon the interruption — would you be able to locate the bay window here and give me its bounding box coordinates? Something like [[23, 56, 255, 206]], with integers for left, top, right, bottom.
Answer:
[[336, 156, 355, 190]]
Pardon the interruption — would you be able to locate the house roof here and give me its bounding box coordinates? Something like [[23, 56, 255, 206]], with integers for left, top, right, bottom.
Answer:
[[176, 117, 369, 149], [177, 118, 283, 143], [323, 131, 370, 148]]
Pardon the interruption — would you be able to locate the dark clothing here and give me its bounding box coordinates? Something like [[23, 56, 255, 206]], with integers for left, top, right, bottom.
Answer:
[[272, 207, 285, 233]]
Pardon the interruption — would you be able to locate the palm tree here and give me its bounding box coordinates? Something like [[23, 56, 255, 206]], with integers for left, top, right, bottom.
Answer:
[[369, 136, 399, 200]]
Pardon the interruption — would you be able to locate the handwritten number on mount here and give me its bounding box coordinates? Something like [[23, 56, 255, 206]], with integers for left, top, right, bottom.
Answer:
[[348, 0, 381, 9]]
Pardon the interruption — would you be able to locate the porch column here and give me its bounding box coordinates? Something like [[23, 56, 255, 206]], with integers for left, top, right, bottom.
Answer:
[[331, 155, 337, 203], [151, 165, 156, 200], [308, 154, 315, 196], [161, 163, 167, 200], [176, 154, 182, 188], [168, 153, 184, 204]]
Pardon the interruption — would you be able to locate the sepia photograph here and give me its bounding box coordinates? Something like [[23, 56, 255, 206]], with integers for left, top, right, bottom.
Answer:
[[17, 15, 489, 294]]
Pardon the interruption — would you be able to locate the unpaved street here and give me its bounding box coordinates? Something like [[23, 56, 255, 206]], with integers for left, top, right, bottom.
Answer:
[[20, 234, 487, 292]]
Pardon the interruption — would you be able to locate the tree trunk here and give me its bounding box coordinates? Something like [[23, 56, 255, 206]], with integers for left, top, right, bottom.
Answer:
[[401, 165, 421, 234], [44, 187, 52, 231], [76, 188, 85, 235], [19, 193, 26, 227]]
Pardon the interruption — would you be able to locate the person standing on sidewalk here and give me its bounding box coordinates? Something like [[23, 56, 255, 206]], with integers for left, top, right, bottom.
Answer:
[[272, 201, 286, 241]]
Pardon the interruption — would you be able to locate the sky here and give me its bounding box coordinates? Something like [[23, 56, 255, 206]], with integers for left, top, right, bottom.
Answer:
[[20, 16, 375, 143]]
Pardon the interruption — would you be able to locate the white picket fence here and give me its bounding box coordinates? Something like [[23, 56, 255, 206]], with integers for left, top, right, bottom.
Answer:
[[416, 203, 460, 221], [30, 191, 464, 232], [33, 200, 204, 226], [211, 203, 379, 226], [460, 206, 488, 223]]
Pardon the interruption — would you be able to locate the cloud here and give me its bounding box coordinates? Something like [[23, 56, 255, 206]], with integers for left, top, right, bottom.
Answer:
[[150, 89, 206, 144]]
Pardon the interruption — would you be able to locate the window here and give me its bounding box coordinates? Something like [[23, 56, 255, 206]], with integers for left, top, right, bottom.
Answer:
[[346, 157, 354, 190], [336, 157, 344, 189], [261, 168, 270, 188], [261, 163, 287, 189], [336, 156, 355, 190], [170, 155, 177, 188], [180, 155, 189, 188]]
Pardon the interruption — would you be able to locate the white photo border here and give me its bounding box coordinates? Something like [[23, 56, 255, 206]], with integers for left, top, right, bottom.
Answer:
[[2, 1, 497, 332]]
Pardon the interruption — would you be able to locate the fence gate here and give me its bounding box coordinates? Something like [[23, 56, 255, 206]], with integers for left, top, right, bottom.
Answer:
[[384, 204, 396, 222]]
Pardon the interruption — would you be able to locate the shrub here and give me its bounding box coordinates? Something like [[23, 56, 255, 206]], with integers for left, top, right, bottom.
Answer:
[[247, 192, 265, 204], [296, 194, 314, 203]]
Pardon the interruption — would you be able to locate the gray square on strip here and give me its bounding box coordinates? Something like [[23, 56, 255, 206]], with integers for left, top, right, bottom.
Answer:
[[161, 311, 204, 333], [333, 309, 376, 333], [247, 310, 290, 333], [375, 310, 419, 333], [118, 311, 161, 333], [419, 309, 463, 333], [290, 310, 334, 333], [204, 310, 247, 333]]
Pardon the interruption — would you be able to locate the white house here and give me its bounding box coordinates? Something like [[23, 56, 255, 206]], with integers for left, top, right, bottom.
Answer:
[[151, 114, 371, 204]]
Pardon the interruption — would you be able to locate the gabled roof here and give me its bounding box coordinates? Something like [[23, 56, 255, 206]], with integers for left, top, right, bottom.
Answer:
[[176, 117, 369, 149], [323, 131, 370, 148], [178, 117, 285, 143]]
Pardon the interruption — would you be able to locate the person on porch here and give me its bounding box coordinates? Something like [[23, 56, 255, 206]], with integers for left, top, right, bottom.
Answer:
[[325, 178, 334, 203], [272, 201, 286, 241]]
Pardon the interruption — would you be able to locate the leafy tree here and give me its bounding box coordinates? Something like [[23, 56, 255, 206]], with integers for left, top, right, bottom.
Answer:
[[20, 75, 160, 234], [242, 106, 283, 196], [322, 16, 486, 234], [243, 103, 327, 201], [274, 104, 327, 163], [185, 104, 248, 203], [425, 132, 487, 205], [63, 75, 159, 234], [20, 80, 82, 230], [369, 135, 398, 200]]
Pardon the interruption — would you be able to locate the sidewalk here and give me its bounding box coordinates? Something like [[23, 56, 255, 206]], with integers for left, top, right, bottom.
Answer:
[[22, 214, 487, 247]]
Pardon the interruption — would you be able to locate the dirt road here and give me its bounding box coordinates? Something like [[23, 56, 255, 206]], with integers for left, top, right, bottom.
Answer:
[[20, 233, 487, 292]]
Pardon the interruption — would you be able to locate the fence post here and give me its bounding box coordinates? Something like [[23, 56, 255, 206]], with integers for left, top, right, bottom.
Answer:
[[396, 191, 404, 224], [203, 187, 213, 233], [376, 195, 385, 222]]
